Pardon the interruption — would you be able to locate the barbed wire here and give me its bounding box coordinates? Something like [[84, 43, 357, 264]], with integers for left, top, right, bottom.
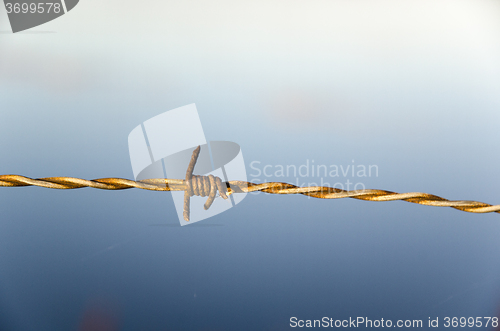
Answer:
[[1, 146, 499, 221], [1, 177, 499, 213]]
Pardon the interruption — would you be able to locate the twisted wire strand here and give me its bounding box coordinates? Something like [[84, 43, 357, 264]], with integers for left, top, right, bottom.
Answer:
[[0, 175, 185, 191], [1, 175, 499, 214], [227, 181, 500, 214]]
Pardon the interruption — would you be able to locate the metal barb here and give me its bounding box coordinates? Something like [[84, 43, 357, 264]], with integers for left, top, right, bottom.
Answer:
[[182, 146, 229, 222]]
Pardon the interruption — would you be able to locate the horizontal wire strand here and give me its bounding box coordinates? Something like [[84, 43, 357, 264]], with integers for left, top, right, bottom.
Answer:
[[1, 175, 499, 214]]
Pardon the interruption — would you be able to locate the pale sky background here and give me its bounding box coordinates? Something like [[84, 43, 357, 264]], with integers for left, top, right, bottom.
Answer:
[[1, 1, 500, 330]]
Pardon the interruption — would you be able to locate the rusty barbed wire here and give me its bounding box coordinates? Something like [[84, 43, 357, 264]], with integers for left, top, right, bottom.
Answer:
[[1, 176, 499, 215], [1, 146, 499, 221]]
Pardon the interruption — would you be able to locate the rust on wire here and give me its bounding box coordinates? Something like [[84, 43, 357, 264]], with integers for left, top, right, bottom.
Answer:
[[1, 146, 499, 221]]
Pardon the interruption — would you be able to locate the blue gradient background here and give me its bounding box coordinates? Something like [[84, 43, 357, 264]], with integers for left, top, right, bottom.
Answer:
[[1, 1, 500, 330]]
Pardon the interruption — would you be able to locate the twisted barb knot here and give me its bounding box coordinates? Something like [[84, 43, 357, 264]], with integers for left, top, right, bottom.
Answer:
[[183, 146, 229, 222]]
